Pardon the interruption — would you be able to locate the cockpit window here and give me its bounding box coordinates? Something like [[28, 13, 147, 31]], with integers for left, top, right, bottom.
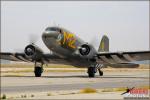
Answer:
[[45, 27, 61, 33]]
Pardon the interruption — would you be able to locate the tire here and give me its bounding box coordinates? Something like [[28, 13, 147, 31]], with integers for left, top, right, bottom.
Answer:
[[88, 67, 95, 78], [34, 66, 43, 77]]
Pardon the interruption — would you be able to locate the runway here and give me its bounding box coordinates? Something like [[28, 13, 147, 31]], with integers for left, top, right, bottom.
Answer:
[[1, 70, 149, 93], [2, 78, 148, 93]]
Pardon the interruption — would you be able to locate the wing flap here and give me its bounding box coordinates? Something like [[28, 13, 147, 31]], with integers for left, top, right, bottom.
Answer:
[[0, 52, 32, 62], [96, 51, 150, 64]]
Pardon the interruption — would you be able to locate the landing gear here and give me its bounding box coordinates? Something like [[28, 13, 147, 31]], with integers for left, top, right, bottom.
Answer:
[[34, 62, 43, 77], [96, 64, 104, 76], [34, 66, 43, 77], [87, 67, 96, 78], [98, 68, 103, 76], [87, 64, 104, 77]]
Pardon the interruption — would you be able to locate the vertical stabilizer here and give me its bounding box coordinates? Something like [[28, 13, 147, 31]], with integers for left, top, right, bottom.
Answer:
[[98, 35, 109, 52]]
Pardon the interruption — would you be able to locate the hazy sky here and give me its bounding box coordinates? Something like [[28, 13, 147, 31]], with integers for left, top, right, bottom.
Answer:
[[1, 1, 149, 53]]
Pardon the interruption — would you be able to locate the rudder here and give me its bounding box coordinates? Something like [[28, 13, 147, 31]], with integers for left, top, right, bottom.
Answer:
[[98, 35, 109, 52]]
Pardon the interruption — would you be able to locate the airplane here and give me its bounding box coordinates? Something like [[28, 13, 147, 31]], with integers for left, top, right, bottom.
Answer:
[[0, 26, 150, 77]]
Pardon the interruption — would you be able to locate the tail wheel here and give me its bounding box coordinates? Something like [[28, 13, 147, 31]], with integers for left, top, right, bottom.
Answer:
[[34, 66, 43, 77], [88, 67, 96, 78]]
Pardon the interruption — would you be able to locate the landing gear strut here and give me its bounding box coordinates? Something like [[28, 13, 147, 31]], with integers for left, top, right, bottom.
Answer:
[[34, 62, 43, 77], [98, 68, 103, 76], [96, 64, 104, 76]]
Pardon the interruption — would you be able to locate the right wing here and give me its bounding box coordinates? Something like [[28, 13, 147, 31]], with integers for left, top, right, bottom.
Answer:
[[0, 52, 31, 62], [0, 52, 70, 65]]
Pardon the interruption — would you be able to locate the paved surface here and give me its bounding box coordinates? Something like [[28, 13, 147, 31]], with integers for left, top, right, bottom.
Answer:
[[1, 70, 149, 93], [1, 79, 148, 93]]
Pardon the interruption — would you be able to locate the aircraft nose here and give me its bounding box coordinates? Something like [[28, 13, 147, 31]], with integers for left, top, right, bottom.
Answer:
[[42, 31, 59, 38]]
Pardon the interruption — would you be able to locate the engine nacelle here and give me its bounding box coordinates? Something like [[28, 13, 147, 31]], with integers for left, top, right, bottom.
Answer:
[[79, 44, 91, 56], [78, 44, 97, 58], [24, 44, 43, 60]]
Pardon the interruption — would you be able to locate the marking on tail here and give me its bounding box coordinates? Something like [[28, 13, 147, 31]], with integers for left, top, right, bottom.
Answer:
[[98, 35, 109, 52]]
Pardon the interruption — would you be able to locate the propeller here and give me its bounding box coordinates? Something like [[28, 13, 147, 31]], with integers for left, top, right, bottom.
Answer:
[[29, 34, 39, 44], [13, 34, 39, 53], [89, 35, 100, 50], [13, 48, 24, 53]]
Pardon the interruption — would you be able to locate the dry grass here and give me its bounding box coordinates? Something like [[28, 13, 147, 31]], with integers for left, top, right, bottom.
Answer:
[[1, 63, 33, 68], [101, 88, 114, 92], [47, 93, 52, 96], [80, 88, 98, 94], [138, 86, 150, 89], [1, 94, 6, 99], [113, 87, 127, 91], [2, 69, 85, 73], [3, 69, 33, 73], [101, 87, 127, 92], [44, 69, 85, 72], [2, 74, 24, 77], [101, 86, 149, 93], [21, 94, 27, 98], [31, 94, 34, 98], [138, 64, 150, 69]]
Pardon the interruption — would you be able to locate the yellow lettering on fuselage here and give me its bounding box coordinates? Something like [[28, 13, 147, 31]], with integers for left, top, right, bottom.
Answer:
[[62, 32, 76, 49]]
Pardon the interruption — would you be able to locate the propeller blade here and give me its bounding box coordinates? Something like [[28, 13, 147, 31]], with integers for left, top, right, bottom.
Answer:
[[29, 34, 39, 44], [89, 35, 100, 50]]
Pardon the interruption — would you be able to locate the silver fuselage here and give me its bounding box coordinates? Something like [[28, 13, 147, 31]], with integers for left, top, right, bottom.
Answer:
[[42, 27, 97, 67]]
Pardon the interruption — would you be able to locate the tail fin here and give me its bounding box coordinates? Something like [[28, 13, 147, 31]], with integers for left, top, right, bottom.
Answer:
[[98, 35, 109, 52]]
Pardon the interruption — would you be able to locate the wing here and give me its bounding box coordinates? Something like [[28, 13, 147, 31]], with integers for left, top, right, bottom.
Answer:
[[0, 52, 32, 62], [0, 52, 70, 65], [96, 51, 150, 64]]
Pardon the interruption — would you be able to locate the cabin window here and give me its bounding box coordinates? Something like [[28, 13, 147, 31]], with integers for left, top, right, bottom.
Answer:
[[45, 27, 61, 32]]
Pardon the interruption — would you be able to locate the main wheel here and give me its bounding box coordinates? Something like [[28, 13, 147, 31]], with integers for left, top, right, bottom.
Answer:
[[34, 66, 43, 77], [98, 69, 103, 76], [88, 67, 96, 78]]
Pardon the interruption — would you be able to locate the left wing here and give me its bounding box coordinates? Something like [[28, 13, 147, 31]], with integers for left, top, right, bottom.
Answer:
[[96, 51, 150, 64]]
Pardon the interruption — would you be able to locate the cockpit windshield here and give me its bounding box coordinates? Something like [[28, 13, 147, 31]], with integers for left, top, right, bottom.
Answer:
[[45, 27, 61, 33]]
